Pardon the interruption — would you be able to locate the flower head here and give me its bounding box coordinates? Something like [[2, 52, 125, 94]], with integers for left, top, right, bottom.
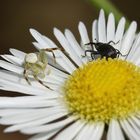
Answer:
[[0, 10, 140, 140]]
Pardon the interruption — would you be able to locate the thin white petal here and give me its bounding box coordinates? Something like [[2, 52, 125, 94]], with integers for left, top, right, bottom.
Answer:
[[120, 119, 140, 140], [54, 28, 83, 67], [127, 117, 140, 137], [128, 44, 140, 65], [127, 32, 140, 61], [0, 78, 52, 96], [90, 123, 104, 140], [78, 21, 90, 44], [114, 17, 126, 50], [29, 29, 47, 46], [131, 116, 140, 127], [1, 107, 65, 125], [107, 119, 124, 140], [92, 20, 98, 42], [0, 60, 23, 74], [65, 29, 88, 63], [107, 13, 115, 42], [0, 106, 64, 117], [49, 65, 68, 79], [9, 48, 26, 60], [1, 55, 23, 66], [5, 112, 68, 132], [0, 96, 60, 108], [20, 116, 77, 134], [29, 130, 61, 140], [54, 120, 85, 140], [98, 9, 106, 43], [75, 124, 95, 140], [120, 21, 137, 59], [0, 69, 61, 91]]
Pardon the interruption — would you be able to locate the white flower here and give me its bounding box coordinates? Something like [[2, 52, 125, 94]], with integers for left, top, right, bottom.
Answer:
[[0, 9, 140, 140]]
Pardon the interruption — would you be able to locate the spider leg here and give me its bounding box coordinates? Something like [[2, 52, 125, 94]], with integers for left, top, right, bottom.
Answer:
[[23, 69, 31, 85], [43, 48, 68, 63], [43, 48, 57, 63], [33, 75, 53, 90], [44, 47, 79, 68]]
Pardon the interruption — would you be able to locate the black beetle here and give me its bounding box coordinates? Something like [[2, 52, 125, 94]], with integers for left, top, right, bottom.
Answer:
[[84, 41, 127, 60]]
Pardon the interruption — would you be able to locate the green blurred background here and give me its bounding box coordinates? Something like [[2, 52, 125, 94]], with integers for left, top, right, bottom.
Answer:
[[0, 0, 140, 139]]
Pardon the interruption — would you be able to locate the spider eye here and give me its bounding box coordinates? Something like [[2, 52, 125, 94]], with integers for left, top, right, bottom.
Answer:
[[25, 53, 38, 63]]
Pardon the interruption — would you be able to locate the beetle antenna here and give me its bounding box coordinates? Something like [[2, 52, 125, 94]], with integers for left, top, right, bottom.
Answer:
[[85, 42, 96, 46], [108, 40, 120, 45]]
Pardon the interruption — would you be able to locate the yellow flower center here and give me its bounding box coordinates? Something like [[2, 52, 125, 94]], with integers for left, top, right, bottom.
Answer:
[[63, 58, 140, 123]]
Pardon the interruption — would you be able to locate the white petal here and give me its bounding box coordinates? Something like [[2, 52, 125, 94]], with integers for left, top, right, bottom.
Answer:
[[20, 116, 77, 134], [98, 9, 106, 43], [1, 107, 65, 126], [127, 117, 140, 137], [9, 48, 26, 60], [48, 65, 68, 79], [29, 130, 61, 140], [75, 124, 95, 140], [30, 28, 76, 74], [0, 105, 63, 117], [114, 17, 126, 50], [127, 32, 140, 61], [54, 28, 83, 67], [107, 13, 115, 42], [120, 21, 137, 59], [30, 29, 48, 46], [54, 120, 85, 140], [107, 119, 124, 140], [90, 122, 104, 140], [64, 29, 88, 63], [0, 96, 60, 108], [0, 78, 52, 96], [120, 119, 140, 140], [129, 44, 140, 65], [0, 60, 23, 74], [131, 116, 140, 127], [0, 60, 64, 87], [78, 21, 90, 44], [4, 112, 68, 132], [0, 69, 62, 91], [1, 55, 23, 66], [92, 20, 98, 42]]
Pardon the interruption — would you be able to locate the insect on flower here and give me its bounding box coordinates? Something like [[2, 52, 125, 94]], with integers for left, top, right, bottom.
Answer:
[[23, 47, 64, 90], [84, 41, 127, 60]]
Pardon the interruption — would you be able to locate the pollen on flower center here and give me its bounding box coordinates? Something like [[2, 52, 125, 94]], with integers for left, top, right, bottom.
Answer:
[[63, 58, 140, 123]]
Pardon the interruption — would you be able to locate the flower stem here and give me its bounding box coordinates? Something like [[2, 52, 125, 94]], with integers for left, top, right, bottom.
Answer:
[[89, 0, 130, 28]]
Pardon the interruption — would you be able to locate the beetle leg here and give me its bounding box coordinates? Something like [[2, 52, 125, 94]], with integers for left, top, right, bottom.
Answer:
[[91, 53, 96, 60], [83, 50, 91, 57], [116, 49, 128, 57], [85, 42, 95, 46], [43, 48, 57, 63], [23, 69, 31, 85], [33, 75, 53, 90], [91, 51, 100, 60]]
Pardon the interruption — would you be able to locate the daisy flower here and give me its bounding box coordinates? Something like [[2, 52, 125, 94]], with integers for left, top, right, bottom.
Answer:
[[0, 9, 140, 140]]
